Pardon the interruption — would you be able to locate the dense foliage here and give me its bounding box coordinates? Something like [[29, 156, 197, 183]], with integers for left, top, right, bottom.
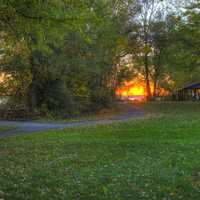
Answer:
[[0, 0, 199, 116], [166, 1, 200, 88], [0, 0, 127, 115]]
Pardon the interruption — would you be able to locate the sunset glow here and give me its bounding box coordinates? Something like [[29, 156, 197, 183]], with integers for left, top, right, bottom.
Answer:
[[0, 73, 5, 83], [0, 73, 11, 83], [116, 79, 156, 101], [116, 81, 151, 97], [129, 85, 146, 96], [116, 79, 169, 100]]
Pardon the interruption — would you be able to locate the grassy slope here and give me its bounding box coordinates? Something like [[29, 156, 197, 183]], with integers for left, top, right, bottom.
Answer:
[[1, 102, 200, 200]]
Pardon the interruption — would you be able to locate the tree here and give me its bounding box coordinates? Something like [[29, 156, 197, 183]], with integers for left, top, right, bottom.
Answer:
[[126, 0, 167, 99], [151, 21, 169, 97], [0, 0, 127, 115], [165, 1, 200, 88]]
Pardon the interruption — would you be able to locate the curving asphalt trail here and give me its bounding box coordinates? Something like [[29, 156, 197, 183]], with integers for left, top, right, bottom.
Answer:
[[0, 103, 144, 137]]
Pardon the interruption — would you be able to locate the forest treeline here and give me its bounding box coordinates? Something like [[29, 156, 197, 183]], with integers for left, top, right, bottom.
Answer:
[[0, 0, 199, 116]]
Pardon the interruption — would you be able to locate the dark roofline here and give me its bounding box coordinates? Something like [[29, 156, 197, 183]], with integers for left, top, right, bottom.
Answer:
[[178, 82, 200, 91]]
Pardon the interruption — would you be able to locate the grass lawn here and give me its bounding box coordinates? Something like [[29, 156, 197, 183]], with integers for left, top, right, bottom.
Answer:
[[1, 102, 200, 199], [0, 126, 14, 133]]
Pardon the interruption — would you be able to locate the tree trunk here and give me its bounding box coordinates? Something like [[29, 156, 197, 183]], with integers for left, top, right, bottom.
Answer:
[[144, 52, 151, 100], [153, 79, 157, 98], [28, 80, 37, 112], [28, 55, 38, 112]]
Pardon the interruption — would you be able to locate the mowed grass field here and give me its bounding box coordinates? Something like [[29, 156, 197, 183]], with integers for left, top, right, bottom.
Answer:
[[1, 102, 200, 200], [0, 126, 14, 133]]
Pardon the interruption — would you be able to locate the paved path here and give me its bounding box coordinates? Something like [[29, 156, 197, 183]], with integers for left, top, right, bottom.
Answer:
[[0, 103, 144, 137]]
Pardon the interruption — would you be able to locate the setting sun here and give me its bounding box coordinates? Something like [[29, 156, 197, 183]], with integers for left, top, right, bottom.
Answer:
[[116, 80, 153, 100], [129, 85, 146, 96]]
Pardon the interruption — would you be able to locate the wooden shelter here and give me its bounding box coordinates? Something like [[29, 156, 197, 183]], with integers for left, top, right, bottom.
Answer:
[[173, 82, 200, 101]]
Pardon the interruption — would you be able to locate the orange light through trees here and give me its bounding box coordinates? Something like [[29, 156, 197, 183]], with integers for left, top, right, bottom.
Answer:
[[129, 85, 146, 96], [0, 73, 5, 83], [116, 81, 154, 99]]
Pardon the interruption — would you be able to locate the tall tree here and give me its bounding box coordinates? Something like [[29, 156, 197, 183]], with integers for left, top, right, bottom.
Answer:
[[165, 1, 200, 88], [126, 0, 167, 98]]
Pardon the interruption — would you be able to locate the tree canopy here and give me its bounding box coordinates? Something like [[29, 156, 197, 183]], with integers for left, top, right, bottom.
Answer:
[[0, 0, 199, 116]]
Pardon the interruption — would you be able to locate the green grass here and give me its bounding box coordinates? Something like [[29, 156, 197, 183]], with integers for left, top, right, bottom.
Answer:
[[1, 102, 200, 199], [0, 126, 14, 133]]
